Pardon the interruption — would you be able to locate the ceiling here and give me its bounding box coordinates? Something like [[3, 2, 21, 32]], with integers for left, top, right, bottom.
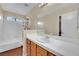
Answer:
[[38, 3, 79, 17], [0, 3, 37, 16]]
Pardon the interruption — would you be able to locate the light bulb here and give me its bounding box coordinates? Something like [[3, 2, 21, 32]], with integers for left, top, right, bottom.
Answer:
[[37, 22, 43, 25]]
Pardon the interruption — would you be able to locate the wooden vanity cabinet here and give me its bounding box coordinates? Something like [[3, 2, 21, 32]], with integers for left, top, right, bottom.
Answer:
[[0, 46, 22, 56], [26, 39, 37, 56], [26, 39, 56, 56]]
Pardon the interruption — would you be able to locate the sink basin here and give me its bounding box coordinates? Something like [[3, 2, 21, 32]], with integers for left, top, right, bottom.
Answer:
[[36, 36, 50, 43]]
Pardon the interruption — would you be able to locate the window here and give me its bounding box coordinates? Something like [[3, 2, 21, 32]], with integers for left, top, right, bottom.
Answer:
[[7, 16, 16, 22], [7, 16, 25, 23], [16, 19, 24, 22]]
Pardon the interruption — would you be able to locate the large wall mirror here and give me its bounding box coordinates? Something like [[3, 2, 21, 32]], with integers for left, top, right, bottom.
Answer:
[[37, 4, 79, 42]]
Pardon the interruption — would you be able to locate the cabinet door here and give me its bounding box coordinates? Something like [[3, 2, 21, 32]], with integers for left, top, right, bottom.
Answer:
[[27, 39, 31, 56], [30, 41, 37, 56], [37, 45, 47, 56]]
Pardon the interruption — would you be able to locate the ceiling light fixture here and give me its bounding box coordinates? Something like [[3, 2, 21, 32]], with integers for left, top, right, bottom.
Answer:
[[38, 3, 48, 8], [37, 21, 43, 25], [24, 3, 29, 7]]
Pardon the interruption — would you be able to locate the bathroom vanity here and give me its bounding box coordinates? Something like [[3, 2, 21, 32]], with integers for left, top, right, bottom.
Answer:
[[0, 46, 22, 56], [0, 40, 22, 56], [26, 39, 56, 56], [26, 33, 79, 56]]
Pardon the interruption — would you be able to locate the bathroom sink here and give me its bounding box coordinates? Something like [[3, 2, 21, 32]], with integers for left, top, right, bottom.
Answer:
[[36, 35, 50, 43]]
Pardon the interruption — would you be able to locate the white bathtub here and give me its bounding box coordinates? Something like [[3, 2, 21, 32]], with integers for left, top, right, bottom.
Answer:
[[0, 39, 22, 53]]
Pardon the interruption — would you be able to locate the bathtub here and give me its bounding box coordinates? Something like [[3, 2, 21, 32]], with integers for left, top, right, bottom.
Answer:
[[0, 39, 22, 53]]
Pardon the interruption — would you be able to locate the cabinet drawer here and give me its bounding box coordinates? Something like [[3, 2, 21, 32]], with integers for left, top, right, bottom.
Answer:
[[37, 45, 47, 56]]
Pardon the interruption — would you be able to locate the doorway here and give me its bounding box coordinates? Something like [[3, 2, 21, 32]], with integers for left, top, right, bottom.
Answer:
[[59, 16, 61, 36]]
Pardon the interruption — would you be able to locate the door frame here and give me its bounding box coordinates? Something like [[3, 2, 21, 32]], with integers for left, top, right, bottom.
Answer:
[[57, 16, 61, 36]]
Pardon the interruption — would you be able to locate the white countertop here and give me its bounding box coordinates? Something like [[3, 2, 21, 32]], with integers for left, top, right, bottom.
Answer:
[[26, 33, 79, 56], [0, 39, 22, 53]]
